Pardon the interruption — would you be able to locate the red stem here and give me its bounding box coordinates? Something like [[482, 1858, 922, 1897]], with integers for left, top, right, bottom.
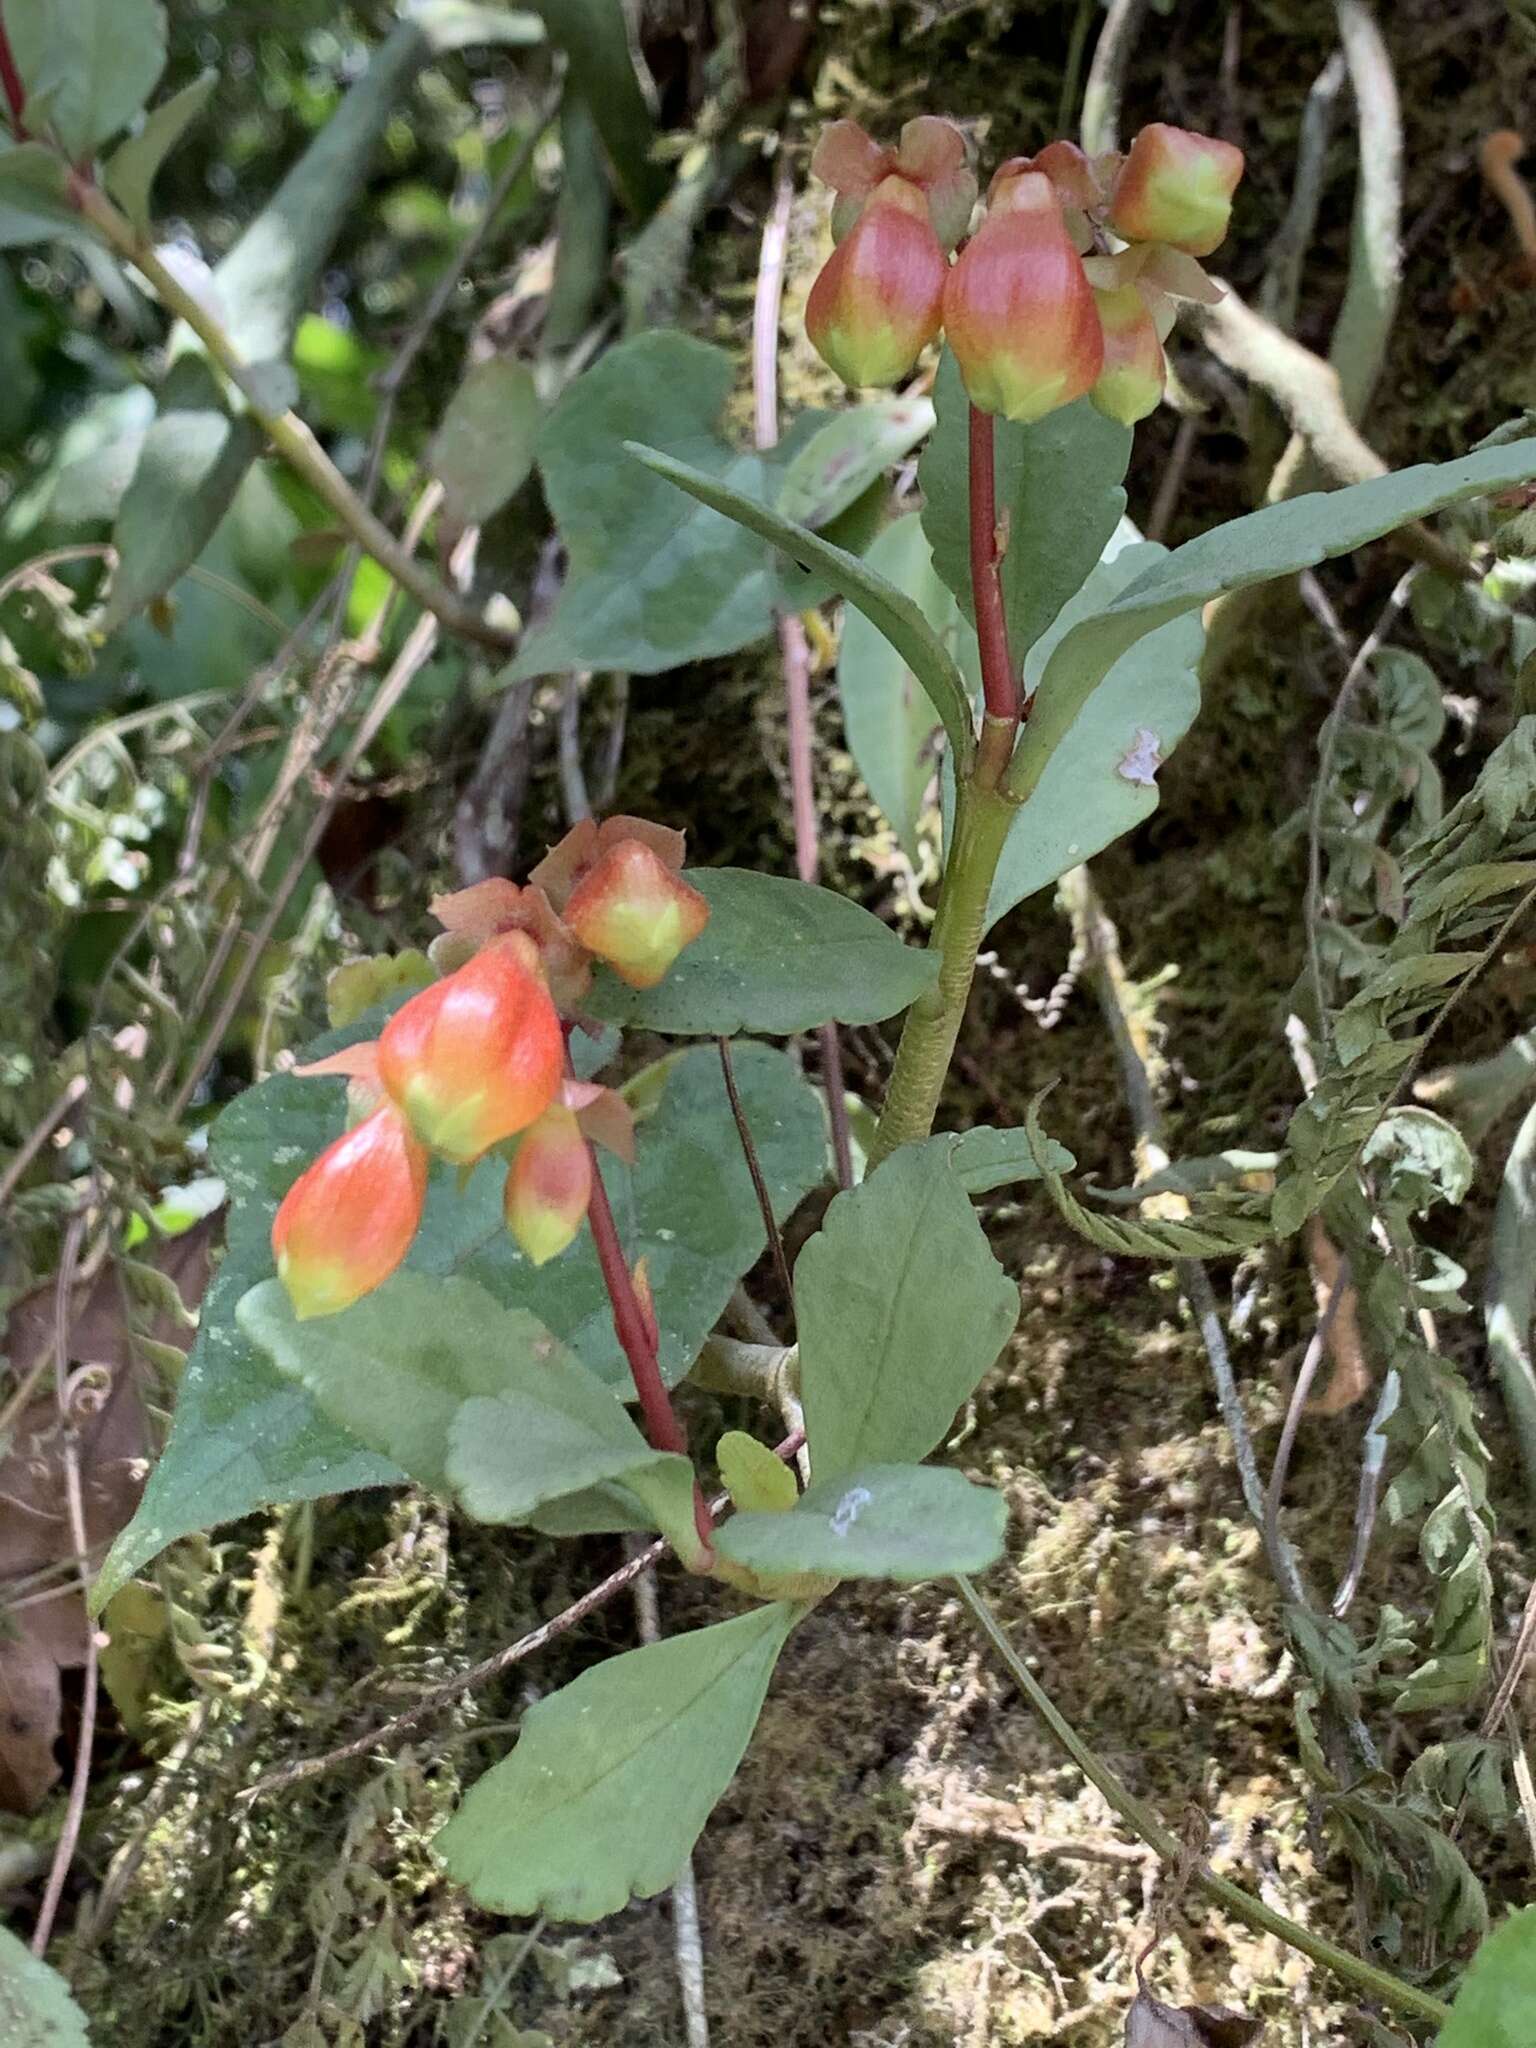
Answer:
[[0, 10, 28, 137], [583, 1147, 714, 1555], [968, 403, 1018, 727]]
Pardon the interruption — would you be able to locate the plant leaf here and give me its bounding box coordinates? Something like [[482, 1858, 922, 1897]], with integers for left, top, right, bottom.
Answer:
[[630, 439, 977, 767], [407, 1, 547, 50], [436, 1603, 797, 1921], [9, 0, 166, 161], [509, 334, 829, 679], [919, 352, 1131, 665], [777, 395, 936, 530], [0, 140, 86, 247], [103, 71, 217, 234], [586, 869, 938, 1035], [1438, 1908, 1536, 2046], [796, 1140, 1019, 1481], [946, 1123, 1076, 1194], [99, 356, 265, 636], [976, 537, 1204, 925], [717, 1430, 798, 1513], [1011, 434, 1536, 802], [715, 1464, 1007, 1583], [0, 1924, 93, 2046], [429, 356, 542, 526], [837, 513, 955, 859], [522, 0, 663, 217]]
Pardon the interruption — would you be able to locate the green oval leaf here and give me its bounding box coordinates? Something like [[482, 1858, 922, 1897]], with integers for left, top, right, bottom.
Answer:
[[796, 1140, 1020, 1482], [9, 0, 166, 161], [1439, 1909, 1536, 2046], [429, 357, 542, 526], [586, 869, 938, 1035], [104, 71, 216, 234], [777, 396, 935, 531], [0, 1926, 93, 2047], [437, 1603, 797, 1922], [716, 1464, 1007, 1584]]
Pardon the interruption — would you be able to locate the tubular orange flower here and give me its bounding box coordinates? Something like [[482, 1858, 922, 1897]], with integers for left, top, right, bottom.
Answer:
[[377, 933, 563, 1163], [563, 838, 710, 990], [942, 167, 1104, 424], [504, 1105, 593, 1266], [1089, 283, 1166, 424], [806, 173, 948, 389], [1109, 122, 1245, 258], [272, 1104, 427, 1320]]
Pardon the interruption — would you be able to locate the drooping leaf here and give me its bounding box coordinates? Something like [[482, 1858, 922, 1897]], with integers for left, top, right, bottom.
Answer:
[[837, 513, 954, 859], [9, 0, 166, 161], [587, 869, 938, 1036], [630, 439, 977, 765], [543, 89, 611, 348], [436, 1603, 797, 1921], [1438, 1908, 1536, 2047], [509, 334, 830, 680], [0, 1924, 93, 2046], [237, 1273, 702, 1557], [103, 71, 217, 234], [99, 356, 265, 637], [715, 1464, 1007, 1583], [429, 357, 542, 526], [777, 395, 936, 531], [919, 352, 1131, 666], [717, 1430, 798, 1514], [984, 539, 1204, 926], [1011, 434, 1536, 802], [796, 1140, 1019, 1481]]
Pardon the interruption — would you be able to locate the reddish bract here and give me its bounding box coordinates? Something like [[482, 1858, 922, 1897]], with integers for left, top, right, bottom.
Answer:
[[272, 1104, 428, 1320], [805, 175, 948, 390], [563, 839, 711, 991], [1109, 122, 1245, 258], [505, 1105, 593, 1266]]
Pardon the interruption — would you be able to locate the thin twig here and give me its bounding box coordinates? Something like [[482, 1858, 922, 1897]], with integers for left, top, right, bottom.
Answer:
[[557, 671, 593, 824], [0, 1075, 87, 1217], [1080, 0, 1150, 156], [1264, 1260, 1352, 1561], [716, 1037, 794, 1309], [1260, 52, 1347, 333], [31, 1213, 99, 1958]]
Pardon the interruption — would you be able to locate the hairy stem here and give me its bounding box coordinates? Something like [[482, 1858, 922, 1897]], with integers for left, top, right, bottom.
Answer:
[[954, 1577, 1453, 2028], [68, 178, 514, 653]]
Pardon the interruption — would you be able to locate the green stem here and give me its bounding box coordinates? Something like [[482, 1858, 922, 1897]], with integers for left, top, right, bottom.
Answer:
[[867, 774, 1018, 1166], [69, 179, 515, 654], [954, 1576, 1453, 2029]]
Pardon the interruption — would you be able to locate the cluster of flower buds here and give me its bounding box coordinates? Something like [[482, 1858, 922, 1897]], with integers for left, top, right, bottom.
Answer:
[[271, 818, 710, 1320], [806, 116, 1243, 426]]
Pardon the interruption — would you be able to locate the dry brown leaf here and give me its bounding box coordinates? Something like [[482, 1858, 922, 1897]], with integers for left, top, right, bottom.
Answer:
[[1302, 1215, 1371, 1417], [1126, 1990, 1263, 2047]]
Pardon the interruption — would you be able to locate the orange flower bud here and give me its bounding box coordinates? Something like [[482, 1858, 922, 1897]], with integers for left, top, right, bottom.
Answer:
[[942, 170, 1104, 424], [1109, 123, 1244, 258], [1089, 284, 1166, 424], [504, 1105, 593, 1266], [806, 175, 948, 389], [812, 115, 975, 251], [272, 1105, 427, 1320], [562, 839, 710, 990], [377, 935, 563, 1163]]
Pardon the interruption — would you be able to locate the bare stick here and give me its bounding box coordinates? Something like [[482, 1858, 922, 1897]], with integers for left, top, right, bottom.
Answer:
[[31, 1214, 100, 1957], [1080, 0, 1149, 156], [1264, 1260, 1352, 1564], [716, 1037, 794, 1309]]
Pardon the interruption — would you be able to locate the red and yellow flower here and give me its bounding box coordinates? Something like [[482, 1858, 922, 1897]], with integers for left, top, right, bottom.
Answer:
[[272, 1104, 427, 1320]]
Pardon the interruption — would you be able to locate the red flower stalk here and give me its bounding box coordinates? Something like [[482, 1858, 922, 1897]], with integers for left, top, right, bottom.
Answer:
[[377, 933, 563, 1163], [942, 166, 1104, 424], [273, 1105, 428, 1320], [1109, 122, 1245, 258]]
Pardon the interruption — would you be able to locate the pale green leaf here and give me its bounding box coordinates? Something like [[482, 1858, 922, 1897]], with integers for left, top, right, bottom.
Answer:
[[9, 0, 166, 160], [0, 139, 83, 247], [717, 1430, 798, 1513], [1438, 1908, 1536, 2046], [715, 1464, 1007, 1583], [522, 0, 662, 217], [919, 352, 1131, 664], [436, 1603, 797, 1920], [797, 1140, 1019, 1481], [510, 334, 829, 679], [408, 1, 546, 50], [1012, 435, 1536, 802], [837, 513, 953, 859], [100, 355, 264, 636], [986, 539, 1205, 926], [630, 438, 976, 766], [429, 357, 542, 526], [587, 869, 937, 1036], [103, 71, 216, 233], [946, 1123, 1076, 1194], [0, 1925, 92, 2046], [776, 395, 935, 530]]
